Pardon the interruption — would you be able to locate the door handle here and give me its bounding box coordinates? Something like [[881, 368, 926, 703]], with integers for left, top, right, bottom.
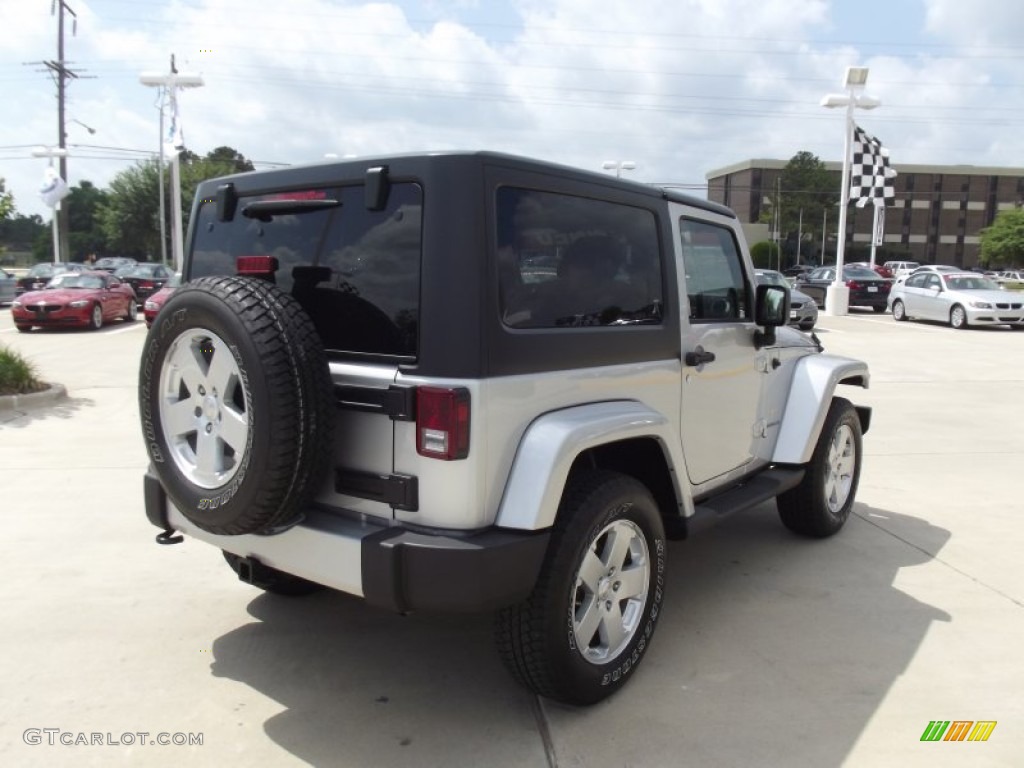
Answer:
[[685, 346, 716, 367]]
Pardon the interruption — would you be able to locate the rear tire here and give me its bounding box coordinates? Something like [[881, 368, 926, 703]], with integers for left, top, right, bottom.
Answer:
[[89, 303, 103, 330], [124, 299, 137, 322], [777, 398, 862, 538], [872, 304, 886, 313], [496, 470, 667, 706]]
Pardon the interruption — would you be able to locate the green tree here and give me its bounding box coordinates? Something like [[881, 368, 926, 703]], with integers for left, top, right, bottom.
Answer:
[[98, 159, 162, 259], [205, 146, 255, 173], [0, 177, 14, 220], [761, 152, 838, 264], [750, 240, 780, 270], [66, 180, 109, 260], [979, 208, 1024, 267], [98, 147, 250, 261]]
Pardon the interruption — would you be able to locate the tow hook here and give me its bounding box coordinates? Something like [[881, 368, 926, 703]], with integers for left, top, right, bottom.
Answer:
[[156, 529, 183, 545]]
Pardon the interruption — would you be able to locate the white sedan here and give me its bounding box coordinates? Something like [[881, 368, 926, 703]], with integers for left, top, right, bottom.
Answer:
[[889, 271, 1024, 330]]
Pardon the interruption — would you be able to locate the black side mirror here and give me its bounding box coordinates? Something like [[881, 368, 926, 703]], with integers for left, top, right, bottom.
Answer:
[[754, 284, 790, 348]]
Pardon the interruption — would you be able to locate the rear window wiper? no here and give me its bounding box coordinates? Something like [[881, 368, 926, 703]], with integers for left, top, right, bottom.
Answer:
[[241, 199, 341, 221]]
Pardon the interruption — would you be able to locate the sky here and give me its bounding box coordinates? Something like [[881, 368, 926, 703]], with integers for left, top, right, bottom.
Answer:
[[2, 0, 1023, 220]]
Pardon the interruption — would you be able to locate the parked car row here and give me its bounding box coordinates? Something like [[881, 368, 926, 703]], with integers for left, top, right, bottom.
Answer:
[[793, 265, 891, 312]]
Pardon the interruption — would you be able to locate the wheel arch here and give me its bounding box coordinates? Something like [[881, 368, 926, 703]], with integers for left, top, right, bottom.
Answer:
[[494, 401, 692, 533], [772, 354, 871, 465]]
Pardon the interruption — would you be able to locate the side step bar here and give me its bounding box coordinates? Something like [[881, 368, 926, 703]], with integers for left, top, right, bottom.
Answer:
[[685, 467, 805, 537]]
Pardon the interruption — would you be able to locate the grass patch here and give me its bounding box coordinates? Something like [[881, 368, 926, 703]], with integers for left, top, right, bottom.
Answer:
[[0, 344, 48, 396]]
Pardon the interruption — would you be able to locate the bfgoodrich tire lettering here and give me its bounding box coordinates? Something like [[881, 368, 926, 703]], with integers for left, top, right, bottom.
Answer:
[[777, 397, 862, 538], [496, 470, 666, 706], [138, 276, 334, 535]]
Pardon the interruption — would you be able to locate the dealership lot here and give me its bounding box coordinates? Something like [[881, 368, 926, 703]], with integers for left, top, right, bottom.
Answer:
[[1, 310, 1022, 767]]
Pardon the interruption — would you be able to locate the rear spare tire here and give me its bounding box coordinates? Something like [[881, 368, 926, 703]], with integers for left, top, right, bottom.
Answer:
[[139, 276, 334, 535]]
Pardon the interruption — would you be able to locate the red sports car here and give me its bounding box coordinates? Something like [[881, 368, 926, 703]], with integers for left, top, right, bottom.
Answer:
[[143, 272, 181, 328], [12, 271, 138, 332]]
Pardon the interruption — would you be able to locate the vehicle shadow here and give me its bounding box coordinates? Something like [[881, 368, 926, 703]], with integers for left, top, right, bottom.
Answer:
[[0, 395, 94, 429], [205, 501, 949, 767], [208, 589, 545, 766]]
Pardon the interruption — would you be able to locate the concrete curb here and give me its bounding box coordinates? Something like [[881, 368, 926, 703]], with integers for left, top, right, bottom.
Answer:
[[0, 382, 68, 411]]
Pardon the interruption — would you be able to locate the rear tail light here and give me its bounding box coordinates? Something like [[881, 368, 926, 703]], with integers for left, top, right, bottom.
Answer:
[[416, 387, 470, 460], [236, 255, 279, 277], [139, 281, 155, 290], [846, 280, 861, 289]]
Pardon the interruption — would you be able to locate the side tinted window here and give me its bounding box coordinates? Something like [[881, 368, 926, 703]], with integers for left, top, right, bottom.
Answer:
[[679, 218, 750, 321], [496, 187, 663, 328], [190, 183, 422, 359]]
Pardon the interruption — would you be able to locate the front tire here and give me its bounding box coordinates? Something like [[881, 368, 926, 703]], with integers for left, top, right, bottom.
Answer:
[[496, 470, 666, 706], [777, 398, 862, 538], [950, 304, 968, 329], [15, 324, 30, 333], [891, 300, 907, 321]]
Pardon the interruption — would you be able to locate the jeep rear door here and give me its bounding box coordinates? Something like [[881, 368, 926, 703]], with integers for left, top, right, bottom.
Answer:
[[673, 209, 762, 486]]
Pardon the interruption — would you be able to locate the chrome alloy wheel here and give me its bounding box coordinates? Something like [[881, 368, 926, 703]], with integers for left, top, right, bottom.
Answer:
[[572, 518, 651, 665], [825, 424, 856, 514], [158, 328, 250, 489]]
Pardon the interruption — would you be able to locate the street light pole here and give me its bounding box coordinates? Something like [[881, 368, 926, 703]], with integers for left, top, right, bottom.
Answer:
[[140, 55, 204, 272], [821, 66, 880, 316], [31, 146, 70, 264]]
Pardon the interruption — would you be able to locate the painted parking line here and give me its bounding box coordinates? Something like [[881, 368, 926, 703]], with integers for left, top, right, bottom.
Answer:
[[105, 322, 148, 336]]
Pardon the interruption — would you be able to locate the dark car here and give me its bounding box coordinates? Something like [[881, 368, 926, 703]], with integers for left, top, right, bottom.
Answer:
[[12, 271, 138, 331], [15, 262, 87, 295], [93, 256, 138, 273], [847, 261, 893, 279], [120, 263, 174, 303], [782, 264, 815, 279], [143, 272, 181, 327], [795, 265, 891, 312]]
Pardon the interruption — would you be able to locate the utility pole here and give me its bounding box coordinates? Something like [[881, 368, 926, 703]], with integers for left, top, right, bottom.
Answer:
[[27, 1, 86, 262]]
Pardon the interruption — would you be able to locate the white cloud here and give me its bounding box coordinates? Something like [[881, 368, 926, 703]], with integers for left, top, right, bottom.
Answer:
[[1, 0, 1021, 226]]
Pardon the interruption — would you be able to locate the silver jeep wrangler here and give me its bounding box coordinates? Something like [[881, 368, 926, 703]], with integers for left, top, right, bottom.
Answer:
[[140, 151, 870, 706]]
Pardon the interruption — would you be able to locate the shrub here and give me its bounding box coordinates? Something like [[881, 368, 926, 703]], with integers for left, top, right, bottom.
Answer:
[[750, 241, 780, 270], [0, 344, 47, 396]]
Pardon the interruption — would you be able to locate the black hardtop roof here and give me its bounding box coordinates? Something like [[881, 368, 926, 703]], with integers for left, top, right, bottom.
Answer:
[[199, 150, 735, 219]]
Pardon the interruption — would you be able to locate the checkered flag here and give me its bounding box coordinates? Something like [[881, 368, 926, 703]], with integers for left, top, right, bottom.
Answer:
[[850, 125, 897, 208]]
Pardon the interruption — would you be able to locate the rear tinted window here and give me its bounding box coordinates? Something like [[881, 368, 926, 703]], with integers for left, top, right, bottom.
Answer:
[[190, 183, 422, 359], [496, 187, 663, 328]]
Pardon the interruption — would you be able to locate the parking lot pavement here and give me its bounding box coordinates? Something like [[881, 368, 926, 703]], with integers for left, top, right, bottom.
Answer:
[[1, 309, 1022, 767]]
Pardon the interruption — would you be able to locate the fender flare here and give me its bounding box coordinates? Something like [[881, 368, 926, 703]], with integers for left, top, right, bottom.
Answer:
[[494, 401, 690, 531], [772, 354, 870, 465]]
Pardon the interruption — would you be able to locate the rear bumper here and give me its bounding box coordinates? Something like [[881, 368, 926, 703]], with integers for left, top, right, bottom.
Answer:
[[144, 470, 549, 613]]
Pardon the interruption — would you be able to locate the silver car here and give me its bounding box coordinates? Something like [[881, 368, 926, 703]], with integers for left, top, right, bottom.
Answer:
[[0, 267, 16, 305], [889, 271, 1024, 330], [755, 269, 818, 330]]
